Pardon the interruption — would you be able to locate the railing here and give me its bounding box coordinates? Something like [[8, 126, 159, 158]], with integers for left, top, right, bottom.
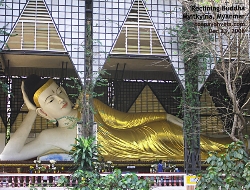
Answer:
[[0, 172, 196, 190], [0, 173, 71, 189]]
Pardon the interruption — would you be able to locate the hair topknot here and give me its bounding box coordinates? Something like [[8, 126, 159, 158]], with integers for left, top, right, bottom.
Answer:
[[24, 74, 50, 106]]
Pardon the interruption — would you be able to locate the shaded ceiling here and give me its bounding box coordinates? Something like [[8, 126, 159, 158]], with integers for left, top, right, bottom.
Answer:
[[0, 0, 78, 79], [102, 55, 175, 81], [104, 57, 171, 72], [0, 51, 78, 78], [102, 0, 175, 81]]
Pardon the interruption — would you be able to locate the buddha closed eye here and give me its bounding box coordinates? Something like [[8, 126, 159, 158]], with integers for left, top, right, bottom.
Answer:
[[47, 97, 54, 104], [45, 88, 64, 104], [56, 86, 63, 94]]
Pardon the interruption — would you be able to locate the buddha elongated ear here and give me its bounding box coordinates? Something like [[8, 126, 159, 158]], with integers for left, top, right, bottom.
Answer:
[[36, 108, 57, 124]]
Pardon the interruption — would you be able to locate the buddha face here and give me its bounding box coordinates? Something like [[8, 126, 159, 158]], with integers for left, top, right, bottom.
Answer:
[[37, 81, 73, 119]]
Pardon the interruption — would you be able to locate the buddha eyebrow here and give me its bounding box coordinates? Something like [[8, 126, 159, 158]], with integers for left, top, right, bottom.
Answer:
[[45, 95, 52, 102], [56, 86, 61, 93], [45, 87, 60, 102]]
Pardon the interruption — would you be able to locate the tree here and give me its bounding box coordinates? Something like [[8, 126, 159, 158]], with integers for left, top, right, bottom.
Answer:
[[166, 0, 250, 174], [176, 0, 250, 143]]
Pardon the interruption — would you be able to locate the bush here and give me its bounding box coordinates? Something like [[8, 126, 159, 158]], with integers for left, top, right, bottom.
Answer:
[[69, 136, 99, 171], [58, 136, 151, 190], [196, 141, 250, 190], [69, 169, 151, 190]]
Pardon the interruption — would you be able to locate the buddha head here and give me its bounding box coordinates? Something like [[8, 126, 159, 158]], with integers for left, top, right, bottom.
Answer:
[[24, 74, 73, 122]]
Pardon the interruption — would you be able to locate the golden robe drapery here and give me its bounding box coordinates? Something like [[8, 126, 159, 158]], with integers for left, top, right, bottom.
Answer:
[[93, 99, 231, 161]]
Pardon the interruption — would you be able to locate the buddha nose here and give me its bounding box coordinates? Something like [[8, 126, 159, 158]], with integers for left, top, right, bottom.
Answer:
[[55, 95, 64, 103]]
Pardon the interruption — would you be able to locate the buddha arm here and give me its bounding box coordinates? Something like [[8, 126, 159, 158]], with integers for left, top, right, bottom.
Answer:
[[0, 110, 37, 160], [166, 114, 183, 127], [93, 99, 167, 129], [93, 99, 183, 129]]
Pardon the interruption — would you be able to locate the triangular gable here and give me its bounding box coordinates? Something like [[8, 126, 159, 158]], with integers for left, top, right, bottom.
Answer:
[[4, 0, 66, 52], [0, 117, 4, 133], [200, 88, 224, 135], [111, 0, 166, 55], [128, 85, 165, 113]]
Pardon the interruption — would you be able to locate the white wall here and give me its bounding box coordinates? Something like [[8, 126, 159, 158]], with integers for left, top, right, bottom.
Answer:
[[0, 133, 5, 153]]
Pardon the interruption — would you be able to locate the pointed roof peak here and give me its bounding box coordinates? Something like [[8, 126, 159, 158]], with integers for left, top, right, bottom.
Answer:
[[128, 85, 166, 113], [4, 0, 66, 52], [111, 0, 167, 56]]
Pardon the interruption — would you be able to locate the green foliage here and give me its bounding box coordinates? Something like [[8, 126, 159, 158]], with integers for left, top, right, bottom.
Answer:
[[61, 136, 151, 190], [0, 80, 8, 94], [196, 141, 250, 190], [29, 185, 46, 190], [57, 175, 69, 187], [168, 21, 212, 70], [66, 70, 108, 112], [68, 169, 151, 190], [66, 77, 83, 99], [169, 21, 206, 170], [167, 12, 216, 174], [69, 136, 99, 171]]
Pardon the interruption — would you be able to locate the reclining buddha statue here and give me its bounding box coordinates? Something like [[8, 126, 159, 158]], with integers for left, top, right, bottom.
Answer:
[[0, 74, 232, 161]]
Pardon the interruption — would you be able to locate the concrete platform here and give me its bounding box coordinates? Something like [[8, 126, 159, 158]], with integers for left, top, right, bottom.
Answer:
[[152, 186, 195, 190]]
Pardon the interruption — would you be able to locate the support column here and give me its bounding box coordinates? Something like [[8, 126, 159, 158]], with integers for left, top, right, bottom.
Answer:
[[183, 59, 201, 174], [82, 0, 94, 137]]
